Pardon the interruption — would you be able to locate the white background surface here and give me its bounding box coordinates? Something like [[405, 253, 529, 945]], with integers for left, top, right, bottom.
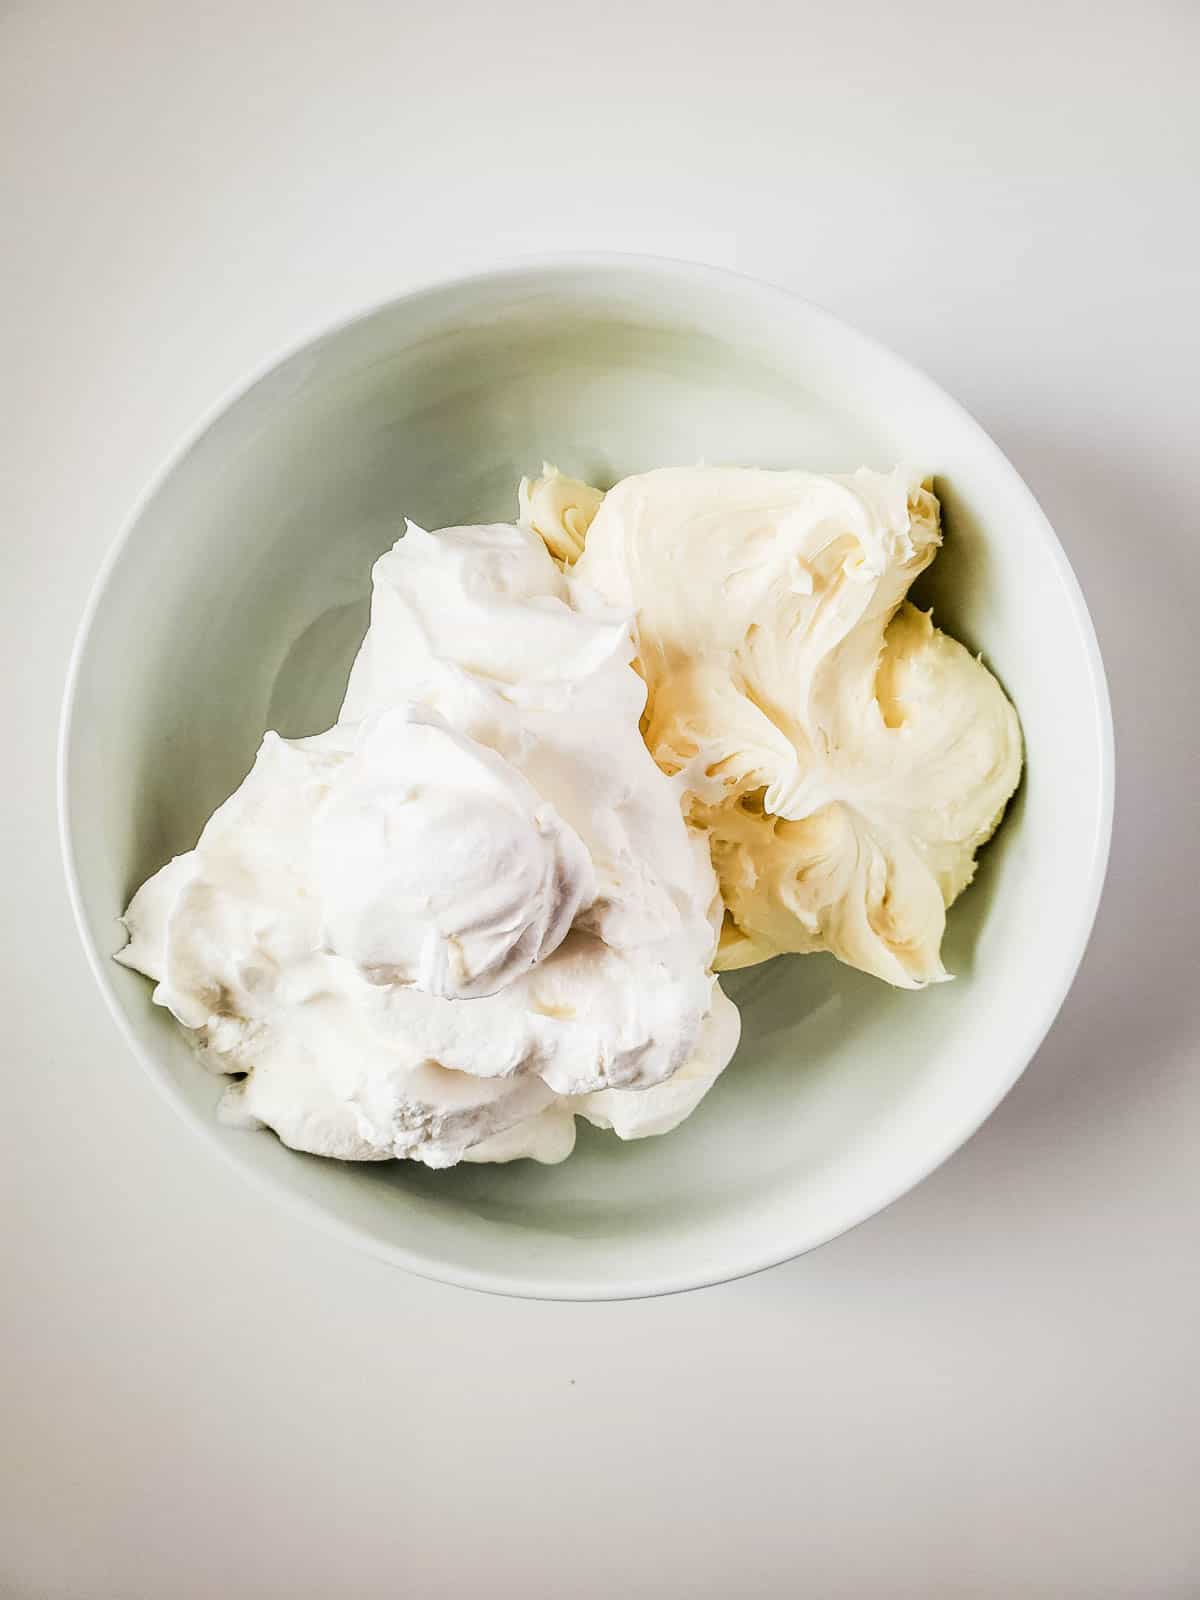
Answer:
[[4, 2, 1199, 1594]]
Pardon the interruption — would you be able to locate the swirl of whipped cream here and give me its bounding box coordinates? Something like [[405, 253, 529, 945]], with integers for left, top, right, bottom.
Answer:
[[311, 706, 594, 998], [118, 518, 738, 1167]]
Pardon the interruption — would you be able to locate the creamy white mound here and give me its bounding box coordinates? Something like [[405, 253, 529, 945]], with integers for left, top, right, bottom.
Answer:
[[524, 464, 1023, 989], [118, 519, 739, 1167]]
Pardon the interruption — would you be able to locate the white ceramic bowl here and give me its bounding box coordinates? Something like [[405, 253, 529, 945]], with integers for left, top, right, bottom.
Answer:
[[59, 257, 1113, 1299]]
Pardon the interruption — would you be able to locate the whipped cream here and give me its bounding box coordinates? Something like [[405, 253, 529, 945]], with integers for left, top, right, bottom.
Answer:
[[118, 519, 739, 1166], [311, 707, 593, 999], [549, 465, 1022, 988]]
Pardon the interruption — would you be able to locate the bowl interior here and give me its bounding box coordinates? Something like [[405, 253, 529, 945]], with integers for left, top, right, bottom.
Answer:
[[63, 260, 1110, 1297]]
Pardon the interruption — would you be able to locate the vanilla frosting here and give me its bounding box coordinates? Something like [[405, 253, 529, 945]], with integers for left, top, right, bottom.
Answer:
[[562, 465, 1023, 988], [518, 462, 605, 563], [118, 519, 739, 1166]]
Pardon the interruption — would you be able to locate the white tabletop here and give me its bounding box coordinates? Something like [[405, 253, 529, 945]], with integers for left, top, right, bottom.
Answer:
[[5, 4, 1199, 1595]]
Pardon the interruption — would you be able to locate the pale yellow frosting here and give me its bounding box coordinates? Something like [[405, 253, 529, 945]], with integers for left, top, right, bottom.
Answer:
[[527, 463, 1022, 989], [517, 462, 605, 564]]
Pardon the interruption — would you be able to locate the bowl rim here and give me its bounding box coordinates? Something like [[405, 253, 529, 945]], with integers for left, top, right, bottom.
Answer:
[[57, 250, 1116, 1301]]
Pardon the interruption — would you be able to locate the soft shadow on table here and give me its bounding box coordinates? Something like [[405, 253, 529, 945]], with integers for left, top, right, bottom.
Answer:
[[744, 429, 1200, 1297]]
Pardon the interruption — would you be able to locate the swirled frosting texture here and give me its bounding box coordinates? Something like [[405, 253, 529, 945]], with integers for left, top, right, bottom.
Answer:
[[570, 466, 1023, 988], [518, 462, 605, 563], [118, 520, 738, 1167]]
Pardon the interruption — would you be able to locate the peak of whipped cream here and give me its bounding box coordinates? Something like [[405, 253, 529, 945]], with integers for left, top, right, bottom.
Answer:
[[118, 518, 739, 1167], [311, 704, 594, 999], [540, 464, 1022, 989]]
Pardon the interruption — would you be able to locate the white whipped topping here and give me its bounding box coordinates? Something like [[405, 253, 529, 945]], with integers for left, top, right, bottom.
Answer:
[[311, 706, 594, 999], [118, 519, 738, 1166], [568, 465, 1023, 989]]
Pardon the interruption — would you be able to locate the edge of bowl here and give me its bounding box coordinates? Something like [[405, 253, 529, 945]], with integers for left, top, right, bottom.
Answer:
[[57, 251, 1116, 1300]]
